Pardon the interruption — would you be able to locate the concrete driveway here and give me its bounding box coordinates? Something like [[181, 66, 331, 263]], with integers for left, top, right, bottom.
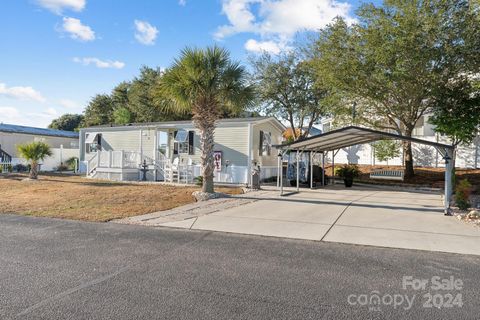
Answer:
[[125, 186, 480, 255]]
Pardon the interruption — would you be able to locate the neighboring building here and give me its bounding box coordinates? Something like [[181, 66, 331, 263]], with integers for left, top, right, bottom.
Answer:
[[0, 123, 79, 157], [0, 123, 79, 171], [79, 117, 285, 184], [320, 115, 480, 168]]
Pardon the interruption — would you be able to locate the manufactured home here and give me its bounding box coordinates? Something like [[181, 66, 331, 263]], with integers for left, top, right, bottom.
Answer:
[[79, 117, 285, 184], [0, 123, 79, 171]]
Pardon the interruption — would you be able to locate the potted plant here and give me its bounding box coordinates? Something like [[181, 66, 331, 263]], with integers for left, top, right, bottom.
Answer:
[[335, 164, 360, 187]]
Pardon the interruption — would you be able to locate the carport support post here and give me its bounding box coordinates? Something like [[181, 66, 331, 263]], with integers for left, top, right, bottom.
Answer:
[[322, 152, 325, 186], [310, 151, 313, 189], [277, 151, 281, 188], [280, 157, 284, 196], [444, 148, 454, 214], [296, 150, 300, 192], [331, 150, 335, 185]]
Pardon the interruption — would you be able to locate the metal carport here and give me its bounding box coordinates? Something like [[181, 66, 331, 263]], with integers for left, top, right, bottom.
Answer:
[[275, 126, 455, 214]]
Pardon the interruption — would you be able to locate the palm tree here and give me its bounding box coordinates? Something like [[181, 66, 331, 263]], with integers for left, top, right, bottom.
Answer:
[[159, 46, 254, 194], [17, 141, 52, 179]]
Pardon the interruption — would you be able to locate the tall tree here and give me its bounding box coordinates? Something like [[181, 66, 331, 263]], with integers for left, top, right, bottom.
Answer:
[[82, 94, 114, 127], [111, 81, 130, 112], [250, 52, 329, 140], [311, 0, 480, 177], [113, 107, 133, 125], [373, 140, 401, 164], [429, 77, 480, 168], [48, 114, 84, 131], [128, 66, 165, 122], [159, 46, 254, 194]]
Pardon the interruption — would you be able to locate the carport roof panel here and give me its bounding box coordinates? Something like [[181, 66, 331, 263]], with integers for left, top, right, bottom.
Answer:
[[277, 126, 453, 151]]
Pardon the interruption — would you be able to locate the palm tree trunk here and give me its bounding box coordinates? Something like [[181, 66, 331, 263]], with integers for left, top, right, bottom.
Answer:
[[30, 161, 38, 179], [198, 121, 215, 193]]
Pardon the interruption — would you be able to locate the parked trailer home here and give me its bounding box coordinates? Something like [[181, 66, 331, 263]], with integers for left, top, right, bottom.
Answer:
[[0, 123, 79, 171], [79, 117, 285, 185]]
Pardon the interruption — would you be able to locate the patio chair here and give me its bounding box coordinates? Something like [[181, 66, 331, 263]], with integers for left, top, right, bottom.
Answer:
[[180, 158, 194, 184], [164, 158, 180, 182]]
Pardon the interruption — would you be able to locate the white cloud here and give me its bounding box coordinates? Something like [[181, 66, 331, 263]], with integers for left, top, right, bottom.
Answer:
[[134, 20, 158, 45], [62, 17, 95, 41], [0, 107, 21, 121], [59, 99, 78, 109], [245, 39, 283, 54], [0, 106, 56, 128], [178, 0, 186, 6], [0, 83, 46, 103], [216, 0, 355, 53], [45, 107, 58, 116], [36, 0, 85, 14], [73, 57, 125, 69]]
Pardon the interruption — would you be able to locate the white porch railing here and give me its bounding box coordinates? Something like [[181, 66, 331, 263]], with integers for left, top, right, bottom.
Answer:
[[86, 151, 278, 184], [86, 152, 98, 176], [86, 151, 169, 178], [0, 162, 12, 173]]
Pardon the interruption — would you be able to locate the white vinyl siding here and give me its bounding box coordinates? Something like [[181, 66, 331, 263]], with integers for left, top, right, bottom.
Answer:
[[252, 122, 283, 167], [81, 128, 156, 160], [169, 125, 249, 166], [0, 132, 78, 158]]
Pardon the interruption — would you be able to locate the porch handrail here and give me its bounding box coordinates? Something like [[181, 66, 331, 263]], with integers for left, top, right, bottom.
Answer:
[[0, 144, 12, 163], [86, 152, 98, 176]]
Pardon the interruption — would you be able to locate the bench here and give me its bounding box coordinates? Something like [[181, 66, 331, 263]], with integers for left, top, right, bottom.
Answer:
[[370, 169, 404, 181]]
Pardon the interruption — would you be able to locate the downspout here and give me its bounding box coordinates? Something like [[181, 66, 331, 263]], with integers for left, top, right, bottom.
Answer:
[[153, 128, 157, 181]]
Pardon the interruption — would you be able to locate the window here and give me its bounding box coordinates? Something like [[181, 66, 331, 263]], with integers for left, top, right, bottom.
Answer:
[[259, 131, 271, 156], [174, 130, 195, 155], [158, 131, 168, 156], [85, 133, 101, 153]]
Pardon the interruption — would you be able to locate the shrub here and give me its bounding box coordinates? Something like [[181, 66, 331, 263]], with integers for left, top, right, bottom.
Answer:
[[194, 176, 203, 186], [0, 165, 13, 173], [335, 164, 360, 179], [56, 164, 69, 172], [455, 179, 472, 211], [261, 176, 277, 183], [65, 157, 78, 171], [13, 164, 29, 172]]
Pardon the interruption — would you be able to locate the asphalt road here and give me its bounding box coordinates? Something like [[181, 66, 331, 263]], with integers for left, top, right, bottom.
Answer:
[[1, 214, 479, 320]]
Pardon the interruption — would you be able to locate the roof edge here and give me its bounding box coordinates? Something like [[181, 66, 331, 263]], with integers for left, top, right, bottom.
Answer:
[[275, 125, 454, 151]]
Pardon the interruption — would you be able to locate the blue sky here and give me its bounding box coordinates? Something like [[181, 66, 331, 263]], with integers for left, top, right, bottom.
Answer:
[[0, 0, 372, 128]]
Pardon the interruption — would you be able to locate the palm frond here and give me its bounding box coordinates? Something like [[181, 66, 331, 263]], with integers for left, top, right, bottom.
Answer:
[[17, 141, 53, 161], [158, 45, 254, 118]]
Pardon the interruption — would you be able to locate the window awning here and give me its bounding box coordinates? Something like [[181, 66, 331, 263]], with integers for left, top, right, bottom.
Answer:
[[174, 130, 188, 142], [85, 132, 98, 144], [276, 126, 453, 152]]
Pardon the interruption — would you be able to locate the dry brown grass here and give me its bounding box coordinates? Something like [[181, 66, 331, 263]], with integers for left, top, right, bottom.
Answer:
[[0, 173, 243, 222]]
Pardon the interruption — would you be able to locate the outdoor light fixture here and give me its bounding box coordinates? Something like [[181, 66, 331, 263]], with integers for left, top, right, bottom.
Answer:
[[225, 159, 230, 168], [444, 154, 451, 164]]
